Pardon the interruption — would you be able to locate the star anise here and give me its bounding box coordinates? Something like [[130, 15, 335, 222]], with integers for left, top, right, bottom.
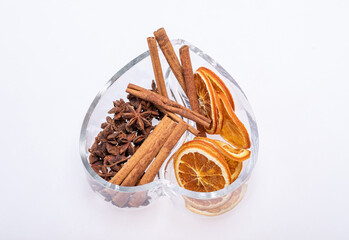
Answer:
[[96, 125, 113, 144], [108, 99, 127, 120], [88, 84, 164, 182], [127, 94, 142, 109], [91, 161, 103, 173], [106, 143, 119, 155], [123, 104, 151, 131], [112, 122, 127, 134], [133, 125, 154, 145], [89, 138, 99, 153], [89, 153, 99, 164], [103, 154, 130, 168], [119, 132, 137, 155], [106, 116, 118, 131], [140, 97, 163, 119], [151, 80, 158, 93], [97, 170, 116, 180], [143, 102, 160, 119], [92, 142, 108, 158], [106, 132, 119, 145]]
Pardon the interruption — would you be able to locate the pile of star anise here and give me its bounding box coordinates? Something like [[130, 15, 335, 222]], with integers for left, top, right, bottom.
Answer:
[[88, 84, 164, 181]]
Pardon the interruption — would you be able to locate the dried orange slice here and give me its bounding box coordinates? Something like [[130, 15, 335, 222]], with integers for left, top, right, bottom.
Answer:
[[196, 67, 235, 111], [195, 137, 250, 162], [185, 184, 247, 216], [174, 140, 231, 192], [194, 71, 219, 134], [184, 192, 233, 211], [194, 138, 244, 182], [219, 93, 251, 149], [228, 160, 242, 183]]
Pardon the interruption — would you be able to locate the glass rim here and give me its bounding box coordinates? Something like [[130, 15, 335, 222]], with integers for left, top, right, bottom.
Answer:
[[79, 39, 258, 196]]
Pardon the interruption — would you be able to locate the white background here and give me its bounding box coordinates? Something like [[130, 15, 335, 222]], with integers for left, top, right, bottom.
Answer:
[[1, 0, 348, 239]]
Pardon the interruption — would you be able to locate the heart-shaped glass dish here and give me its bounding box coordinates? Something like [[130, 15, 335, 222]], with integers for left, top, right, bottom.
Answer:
[[79, 39, 259, 215]]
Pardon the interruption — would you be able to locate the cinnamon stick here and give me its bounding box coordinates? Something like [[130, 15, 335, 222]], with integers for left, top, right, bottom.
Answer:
[[146, 41, 199, 135], [126, 88, 210, 128], [121, 120, 177, 186], [158, 106, 200, 136], [138, 120, 188, 185], [109, 115, 174, 185], [126, 84, 211, 128], [147, 37, 168, 98], [128, 120, 188, 207], [179, 45, 207, 137], [153, 28, 186, 93]]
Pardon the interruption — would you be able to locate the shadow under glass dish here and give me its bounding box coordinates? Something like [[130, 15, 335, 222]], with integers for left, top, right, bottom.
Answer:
[[79, 39, 259, 214]]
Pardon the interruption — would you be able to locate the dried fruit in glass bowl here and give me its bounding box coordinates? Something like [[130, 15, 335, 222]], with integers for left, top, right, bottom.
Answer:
[[194, 68, 220, 134], [173, 140, 232, 192], [194, 68, 251, 149], [194, 137, 250, 162], [218, 93, 251, 149]]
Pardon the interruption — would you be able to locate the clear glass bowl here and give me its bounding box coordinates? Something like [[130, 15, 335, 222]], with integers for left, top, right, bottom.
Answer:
[[79, 39, 259, 215]]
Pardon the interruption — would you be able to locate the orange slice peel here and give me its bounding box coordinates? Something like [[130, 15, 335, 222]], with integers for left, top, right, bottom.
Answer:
[[194, 137, 251, 162], [218, 93, 251, 149], [173, 140, 231, 192], [194, 71, 219, 134], [185, 184, 247, 217], [184, 193, 233, 211], [193, 138, 245, 182], [196, 67, 235, 111]]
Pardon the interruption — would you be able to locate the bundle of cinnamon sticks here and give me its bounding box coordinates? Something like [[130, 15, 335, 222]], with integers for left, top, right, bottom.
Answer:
[[107, 28, 209, 207]]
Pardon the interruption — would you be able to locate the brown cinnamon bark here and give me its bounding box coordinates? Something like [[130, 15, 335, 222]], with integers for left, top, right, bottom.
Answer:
[[158, 106, 200, 136], [179, 45, 207, 137], [109, 115, 174, 185], [121, 120, 177, 186], [147, 43, 199, 136], [153, 28, 186, 93], [126, 84, 211, 128], [138, 120, 187, 185], [147, 37, 168, 98], [128, 120, 188, 207]]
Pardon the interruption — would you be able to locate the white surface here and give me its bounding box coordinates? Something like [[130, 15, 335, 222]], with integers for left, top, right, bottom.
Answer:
[[0, 0, 348, 239]]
